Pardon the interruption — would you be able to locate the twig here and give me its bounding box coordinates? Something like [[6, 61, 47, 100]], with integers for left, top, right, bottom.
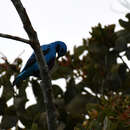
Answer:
[[118, 55, 130, 71], [0, 33, 30, 44], [10, 0, 58, 130]]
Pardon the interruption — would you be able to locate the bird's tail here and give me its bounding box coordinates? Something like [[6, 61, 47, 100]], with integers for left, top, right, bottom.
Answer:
[[13, 71, 26, 86]]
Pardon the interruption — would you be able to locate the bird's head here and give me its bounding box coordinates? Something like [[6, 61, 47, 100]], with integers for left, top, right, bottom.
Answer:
[[55, 41, 67, 59]]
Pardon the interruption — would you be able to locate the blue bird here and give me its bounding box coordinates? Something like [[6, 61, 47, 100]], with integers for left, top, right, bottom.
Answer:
[[13, 41, 67, 86]]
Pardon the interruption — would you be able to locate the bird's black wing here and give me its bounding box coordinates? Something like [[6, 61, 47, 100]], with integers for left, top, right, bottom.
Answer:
[[22, 48, 50, 71]]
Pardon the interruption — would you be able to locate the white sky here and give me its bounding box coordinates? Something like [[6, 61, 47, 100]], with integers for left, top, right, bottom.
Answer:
[[0, 0, 129, 64]]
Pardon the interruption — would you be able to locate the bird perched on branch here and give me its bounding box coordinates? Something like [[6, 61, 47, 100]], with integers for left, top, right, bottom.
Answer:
[[13, 41, 67, 86]]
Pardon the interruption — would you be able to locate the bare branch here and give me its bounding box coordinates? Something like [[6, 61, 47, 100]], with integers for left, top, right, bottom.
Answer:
[[10, 0, 38, 44], [118, 55, 130, 71], [0, 33, 30, 44], [10, 0, 58, 130]]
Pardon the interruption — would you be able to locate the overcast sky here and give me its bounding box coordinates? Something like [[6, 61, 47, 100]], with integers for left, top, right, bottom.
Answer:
[[0, 0, 129, 64]]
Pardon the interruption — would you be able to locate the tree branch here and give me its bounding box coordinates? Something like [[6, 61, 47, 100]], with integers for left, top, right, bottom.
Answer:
[[10, 0, 58, 130], [0, 33, 30, 44], [118, 55, 130, 71]]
